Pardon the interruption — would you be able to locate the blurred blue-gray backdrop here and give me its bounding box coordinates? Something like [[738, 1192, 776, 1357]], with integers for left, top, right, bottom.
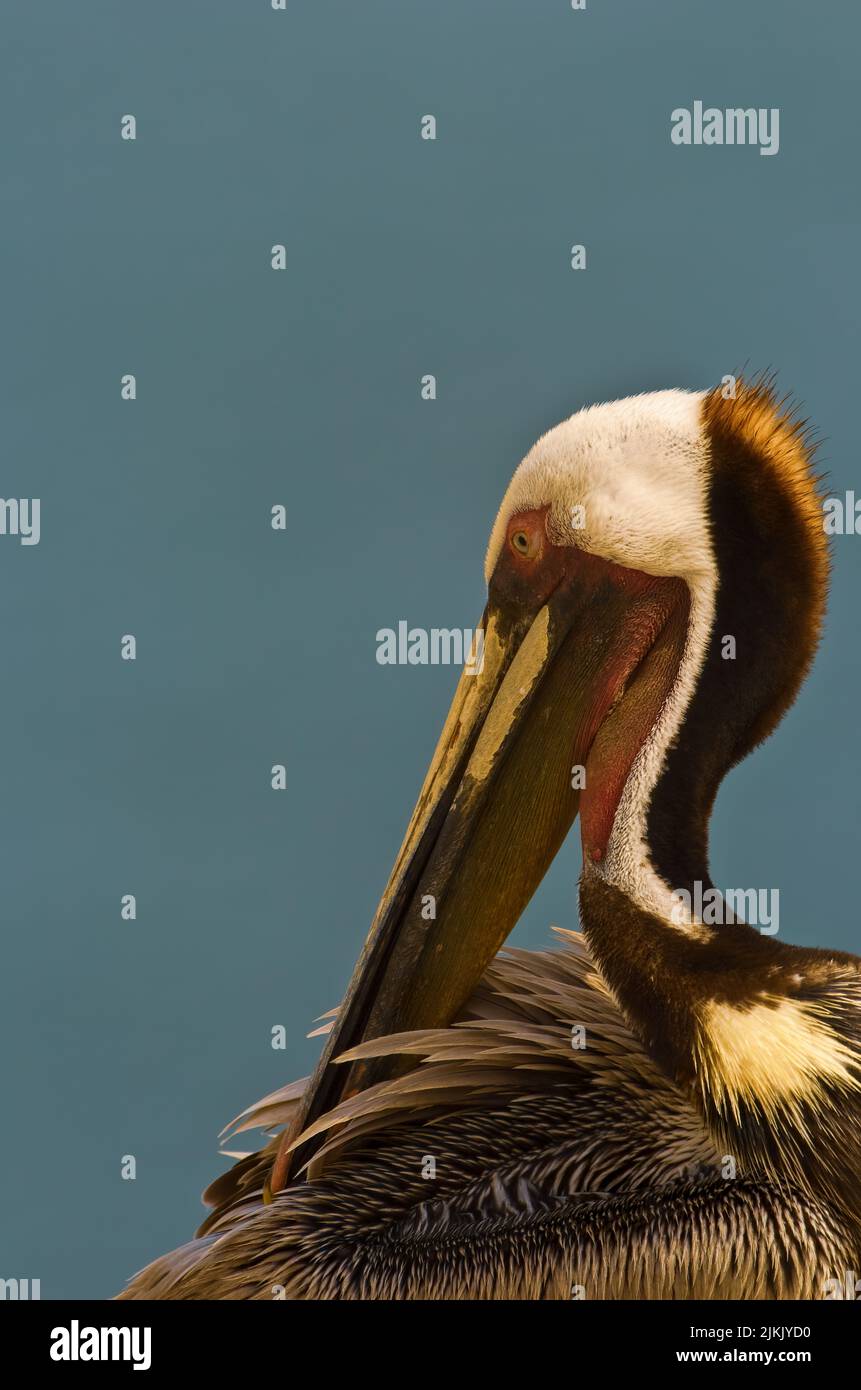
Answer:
[[1, 0, 858, 1297]]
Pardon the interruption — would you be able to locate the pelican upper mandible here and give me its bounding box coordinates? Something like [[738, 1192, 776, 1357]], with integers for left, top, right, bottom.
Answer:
[[120, 376, 861, 1301]]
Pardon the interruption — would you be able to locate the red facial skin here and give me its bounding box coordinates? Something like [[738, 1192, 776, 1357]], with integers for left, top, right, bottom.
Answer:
[[491, 508, 690, 864]]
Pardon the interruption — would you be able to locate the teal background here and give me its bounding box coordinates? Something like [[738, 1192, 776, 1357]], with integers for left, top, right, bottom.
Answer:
[[1, 0, 858, 1298]]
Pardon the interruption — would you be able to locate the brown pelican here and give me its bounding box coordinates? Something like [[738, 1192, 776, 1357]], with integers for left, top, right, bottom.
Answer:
[[120, 377, 861, 1300]]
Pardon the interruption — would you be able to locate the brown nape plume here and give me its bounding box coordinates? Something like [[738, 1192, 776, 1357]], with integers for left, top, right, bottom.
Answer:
[[645, 376, 830, 894], [701, 374, 829, 755]]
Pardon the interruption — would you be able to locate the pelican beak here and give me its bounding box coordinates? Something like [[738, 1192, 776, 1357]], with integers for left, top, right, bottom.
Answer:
[[271, 557, 687, 1189]]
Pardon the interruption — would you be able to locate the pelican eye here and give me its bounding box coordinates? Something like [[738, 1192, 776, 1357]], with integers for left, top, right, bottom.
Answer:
[[510, 528, 538, 559]]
